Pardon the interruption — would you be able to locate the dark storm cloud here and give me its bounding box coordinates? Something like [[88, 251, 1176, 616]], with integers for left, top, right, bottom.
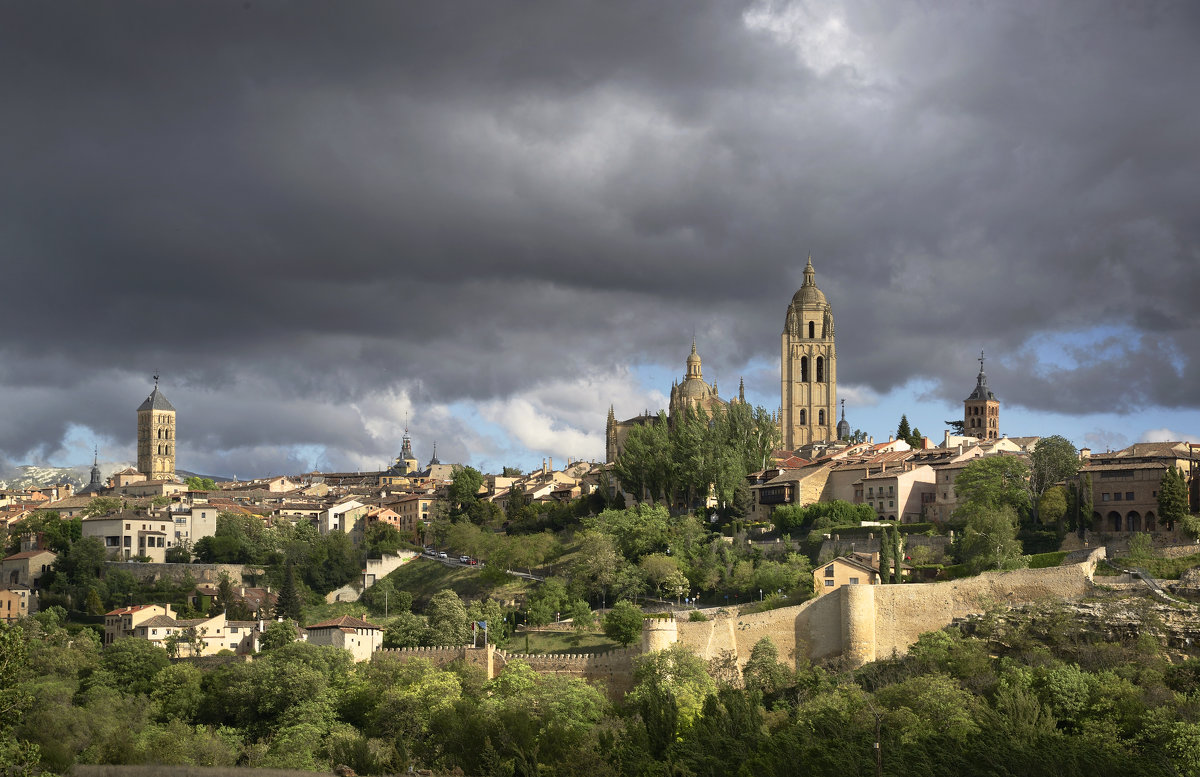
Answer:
[[2, 0, 1198, 472]]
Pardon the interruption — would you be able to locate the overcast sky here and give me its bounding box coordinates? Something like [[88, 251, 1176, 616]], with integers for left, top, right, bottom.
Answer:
[[3, 1, 1198, 479]]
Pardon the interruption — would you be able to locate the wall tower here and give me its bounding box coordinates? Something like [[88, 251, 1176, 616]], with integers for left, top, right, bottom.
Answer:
[[781, 256, 837, 449]]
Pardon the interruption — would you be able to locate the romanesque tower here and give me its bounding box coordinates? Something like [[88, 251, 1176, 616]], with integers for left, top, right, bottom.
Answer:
[[963, 351, 999, 440], [137, 376, 176, 481], [781, 257, 837, 449]]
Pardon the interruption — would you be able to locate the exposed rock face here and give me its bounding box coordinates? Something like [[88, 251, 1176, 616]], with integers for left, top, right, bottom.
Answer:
[[1177, 566, 1200, 587], [957, 595, 1200, 656]]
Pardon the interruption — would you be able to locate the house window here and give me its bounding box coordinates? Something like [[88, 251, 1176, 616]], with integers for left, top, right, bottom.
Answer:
[[1114, 493, 1122, 501], [1102, 493, 1110, 501], [824, 580, 834, 587], [825, 566, 834, 577], [1126, 492, 1134, 500], [849, 577, 859, 585], [889, 501, 894, 508]]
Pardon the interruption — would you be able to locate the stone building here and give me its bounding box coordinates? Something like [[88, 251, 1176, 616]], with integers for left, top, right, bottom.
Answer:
[[781, 257, 837, 449], [963, 352, 999, 441], [137, 377, 177, 481]]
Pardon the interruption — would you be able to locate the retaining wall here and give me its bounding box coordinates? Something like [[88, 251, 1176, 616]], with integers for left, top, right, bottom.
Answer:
[[103, 562, 256, 584]]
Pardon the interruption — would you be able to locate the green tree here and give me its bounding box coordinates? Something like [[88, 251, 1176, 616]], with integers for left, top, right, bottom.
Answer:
[[1159, 466, 1189, 533], [742, 637, 792, 696], [99, 637, 171, 696], [0, 624, 40, 772], [275, 564, 304, 622], [362, 522, 406, 558], [1028, 435, 1080, 521], [425, 589, 470, 646], [82, 496, 121, 517], [185, 476, 216, 491], [945, 419, 966, 435], [259, 620, 299, 651], [959, 505, 1024, 574], [1076, 472, 1094, 530], [897, 414, 913, 444], [564, 599, 594, 633], [952, 455, 1030, 521], [630, 642, 717, 726], [891, 526, 904, 584], [603, 600, 644, 647], [446, 466, 484, 515], [501, 466, 524, 478], [1038, 486, 1069, 529], [878, 529, 892, 584]]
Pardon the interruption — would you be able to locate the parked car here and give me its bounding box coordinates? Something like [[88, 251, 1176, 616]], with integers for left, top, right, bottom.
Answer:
[[467, 558, 479, 566], [437, 552, 448, 559], [459, 555, 471, 563]]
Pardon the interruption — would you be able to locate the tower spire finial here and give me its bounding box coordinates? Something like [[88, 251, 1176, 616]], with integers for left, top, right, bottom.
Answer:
[[153, 372, 159, 389], [979, 349, 985, 372]]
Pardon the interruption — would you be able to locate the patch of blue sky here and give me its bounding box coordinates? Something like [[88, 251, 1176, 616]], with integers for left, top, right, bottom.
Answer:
[[46, 424, 105, 468], [1023, 324, 1141, 376]]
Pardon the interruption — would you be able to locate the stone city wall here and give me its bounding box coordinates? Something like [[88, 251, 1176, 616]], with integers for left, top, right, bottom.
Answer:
[[675, 548, 1106, 669], [373, 643, 638, 698], [104, 561, 256, 584]]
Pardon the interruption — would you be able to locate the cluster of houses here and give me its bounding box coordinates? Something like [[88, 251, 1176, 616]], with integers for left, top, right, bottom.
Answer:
[[748, 433, 1200, 534], [102, 603, 383, 661]]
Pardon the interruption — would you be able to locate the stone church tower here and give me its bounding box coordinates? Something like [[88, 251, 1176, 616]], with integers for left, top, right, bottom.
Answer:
[[964, 351, 999, 440], [781, 257, 837, 449], [137, 376, 176, 480]]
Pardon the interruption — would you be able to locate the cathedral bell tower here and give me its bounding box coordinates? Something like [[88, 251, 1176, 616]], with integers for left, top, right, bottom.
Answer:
[[781, 256, 837, 449]]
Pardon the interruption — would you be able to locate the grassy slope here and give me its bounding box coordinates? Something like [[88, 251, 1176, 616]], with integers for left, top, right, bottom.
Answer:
[[384, 557, 534, 608], [499, 630, 622, 655]]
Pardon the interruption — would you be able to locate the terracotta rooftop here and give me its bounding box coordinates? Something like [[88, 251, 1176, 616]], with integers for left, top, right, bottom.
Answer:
[[306, 614, 381, 630]]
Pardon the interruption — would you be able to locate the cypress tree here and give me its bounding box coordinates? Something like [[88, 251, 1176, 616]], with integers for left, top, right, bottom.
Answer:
[[892, 527, 904, 584], [877, 530, 892, 584], [275, 563, 303, 623], [1158, 466, 1188, 531], [897, 415, 912, 444]]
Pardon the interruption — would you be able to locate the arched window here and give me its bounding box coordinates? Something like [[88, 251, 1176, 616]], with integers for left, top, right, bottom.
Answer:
[[819, 410, 825, 425], [808, 321, 815, 338], [799, 409, 806, 425], [816, 356, 824, 382], [800, 356, 809, 382]]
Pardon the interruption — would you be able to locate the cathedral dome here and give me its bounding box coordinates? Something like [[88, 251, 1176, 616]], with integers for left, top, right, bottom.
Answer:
[[791, 285, 827, 307], [675, 377, 713, 399], [790, 255, 827, 307]]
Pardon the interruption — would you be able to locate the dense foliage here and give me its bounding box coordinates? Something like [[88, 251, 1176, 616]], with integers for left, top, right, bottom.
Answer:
[[5, 598, 1198, 776], [613, 402, 779, 512]]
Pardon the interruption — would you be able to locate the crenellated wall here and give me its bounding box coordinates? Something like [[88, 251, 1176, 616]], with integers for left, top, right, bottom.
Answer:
[[373, 643, 638, 698], [373, 550, 1106, 694]]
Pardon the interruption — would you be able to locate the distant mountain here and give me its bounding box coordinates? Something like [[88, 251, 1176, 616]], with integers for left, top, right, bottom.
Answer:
[[0, 465, 228, 491]]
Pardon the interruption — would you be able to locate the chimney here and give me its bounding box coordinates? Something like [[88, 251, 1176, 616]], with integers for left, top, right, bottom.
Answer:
[[548, 457, 553, 472], [923, 436, 931, 450]]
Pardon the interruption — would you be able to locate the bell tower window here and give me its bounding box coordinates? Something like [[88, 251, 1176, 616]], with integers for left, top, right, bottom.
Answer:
[[808, 321, 815, 339], [816, 356, 824, 383], [800, 357, 808, 382], [799, 409, 806, 425]]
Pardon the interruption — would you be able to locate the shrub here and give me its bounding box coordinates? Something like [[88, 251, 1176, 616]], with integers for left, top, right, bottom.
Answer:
[[688, 611, 709, 622]]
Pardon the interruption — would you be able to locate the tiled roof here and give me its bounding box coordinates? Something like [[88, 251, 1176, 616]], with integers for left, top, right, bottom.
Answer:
[[137, 615, 180, 628], [1, 550, 56, 561], [306, 614, 381, 630]]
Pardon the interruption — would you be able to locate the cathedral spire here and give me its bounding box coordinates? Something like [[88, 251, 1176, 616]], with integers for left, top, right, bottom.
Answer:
[[802, 254, 816, 286]]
